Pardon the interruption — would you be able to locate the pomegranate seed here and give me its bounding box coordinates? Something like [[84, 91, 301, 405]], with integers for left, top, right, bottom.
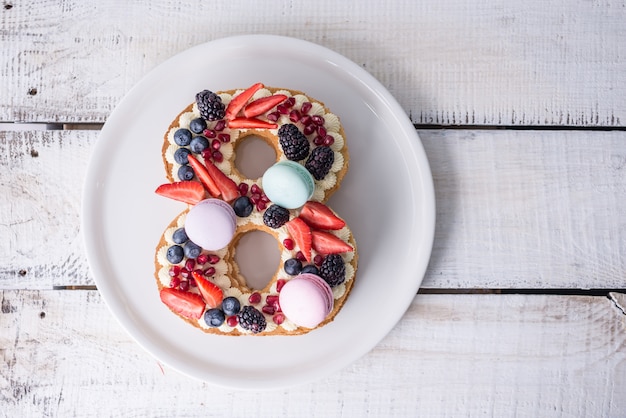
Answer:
[[313, 136, 325, 146], [180, 268, 190, 279], [188, 277, 197, 287], [300, 115, 313, 125], [204, 266, 216, 276], [214, 120, 226, 131], [260, 194, 270, 203], [303, 124, 316, 135], [324, 135, 335, 146], [251, 184, 261, 195], [277, 104, 289, 114], [203, 129, 217, 138], [226, 316, 238, 327], [301, 102, 312, 114], [169, 265, 181, 277], [179, 280, 190, 291], [196, 254, 209, 265], [289, 109, 301, 123], [276, 279, 287, 292], [238, 182, 249, 195], [267, 111, 280, 122], [295, 251, 306, 262], [201, 149, 212, 160], [218, 133, 231, 143], [311, 115, 324, 125], [314, 254, 324, 266], [249, 292, 262, 304], [212, 150, 223, 162], [170, 277, 181, 288], [317, 126, 327, 137], [250, 193, 261, 204], [266, 295, 279, 305], [284, 97, 296, 107], [262, 305, 275, 315], [283, 238, 294, 250], [256, 201, 267, 211], [211, 139, 221, 150], [273, 313, 285, 325], [208, 254, 220, 264], [185, 259, 195, 271]]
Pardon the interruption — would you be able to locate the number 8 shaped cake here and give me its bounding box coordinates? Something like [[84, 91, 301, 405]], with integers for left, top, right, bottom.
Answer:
[[154, 82, 358, 335]]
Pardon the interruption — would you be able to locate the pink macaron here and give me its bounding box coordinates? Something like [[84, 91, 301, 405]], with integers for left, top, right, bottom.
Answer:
[[184, 198, 237, 251], [279, 273, 334, 328]]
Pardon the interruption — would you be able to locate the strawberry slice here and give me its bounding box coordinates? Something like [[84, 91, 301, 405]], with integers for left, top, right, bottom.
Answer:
[[228, 117, 278, 130], [187, 154, 221, 197], [311, 230, 353, 254], [159, 287, 205, 319], [203, 159, 239, 202], [155, 181, 205, 205], [243, 94, 288, 118], [192, 271, 223, 308], [299, 201, 346, 230], [285, 217, 312, 262], [225, 82, 264, 120]]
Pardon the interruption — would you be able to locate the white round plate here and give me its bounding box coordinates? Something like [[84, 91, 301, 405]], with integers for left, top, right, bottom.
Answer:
[[82, 35, 435, 390]]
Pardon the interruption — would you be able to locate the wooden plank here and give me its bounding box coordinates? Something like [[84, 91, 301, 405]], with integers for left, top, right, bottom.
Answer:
[[2, 129, 626, 289], [1, 0, 624, 126], [1, 290, 624, 416]]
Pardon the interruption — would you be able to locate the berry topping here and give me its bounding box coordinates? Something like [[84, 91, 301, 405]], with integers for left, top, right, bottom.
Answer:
[[319, 254, 346, 287], [226, 315, 238, 327], [278, 124, 310, 161], [233, 196, 253, 217], [174, 147, 191, 165], [273, 313, 285, 325], [174, 128, 192, 146], [225, 82, 264, 120], [177, 164, 195, 181], [172, 228, 188, 244], [160, 288, 205, 320], [192, 271, 224, 308], [311, 230, 353, 254], [166, 245, 184, 264], [187, 154, 221, 197], [300, 102, 312, 114], [313, 254, 324, 266], [183, 241, 202, 259], [299, 201, 346, 230], [263, 204, 290, 229], [276, 279, 287, 292], [204, 308, 226, 327], [228, 117, 278, 130], [284, 258, 303, 276], [155, 181, 205, 205], [237, 305, 267, 334], [301, 264, 320, 275], [221, 296, 241, 316], [189, 118, 207, 134], [196, 90, 226, 121], [283, 238, 295, 250], [243, 94, 288, 118], [207, 254, 220, 264], [189, 136, 210, 154], [285, 217, 312, 262], [248, 292, 262, 304], [305, 146, 334, 180], [196, 253, 209, 265]]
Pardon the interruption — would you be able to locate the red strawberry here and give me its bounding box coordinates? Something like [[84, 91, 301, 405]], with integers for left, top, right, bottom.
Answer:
[[311, 230, 353, 254], [192, 271, 223, 308], [243, 94, 288, 118], [228, 117, 278, 130], [225, 82, 264, 120], [203, 159, 239, 202], [187, 154, 221, 197], [159, 287, 205, 319], [155, 181, 205, 205], [299, 201, 346, 230], [285, 217, 312, 262]]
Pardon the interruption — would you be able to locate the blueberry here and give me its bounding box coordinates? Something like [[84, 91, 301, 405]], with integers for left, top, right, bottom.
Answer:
[[174, 147, 191, 165], [221, 296, 241, 316], [233, 196, 253, 217], [174, 128, 192, 146], [204, 308, 225, 327], [166, 245, 184, 264], [189, 136, 209, 153], [284, 258, 303, 276], [172, 228, 188, 244], [177, 164, 194, 181], [301, 265, 320, 275], [184, 241, 202, 259], [189, 118, 207, 134]]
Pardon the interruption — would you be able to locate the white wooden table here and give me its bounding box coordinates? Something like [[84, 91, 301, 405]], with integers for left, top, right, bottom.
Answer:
[[2, 1, 625, 416]]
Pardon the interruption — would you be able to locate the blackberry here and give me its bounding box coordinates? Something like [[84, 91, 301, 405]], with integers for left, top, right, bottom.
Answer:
[[319, 254, 346, 287], [237, 306, 267, 333], [196, 90, 226, 121], [263, 204, 290, 229], [278, 124, 310, 161], [305, 146, 334, 180]]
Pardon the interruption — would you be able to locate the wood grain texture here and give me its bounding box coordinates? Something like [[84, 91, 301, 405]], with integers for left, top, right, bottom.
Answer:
[[2, 129, 626, 289], [1, 0, 624, 126], [1, 290, 624, 417]]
